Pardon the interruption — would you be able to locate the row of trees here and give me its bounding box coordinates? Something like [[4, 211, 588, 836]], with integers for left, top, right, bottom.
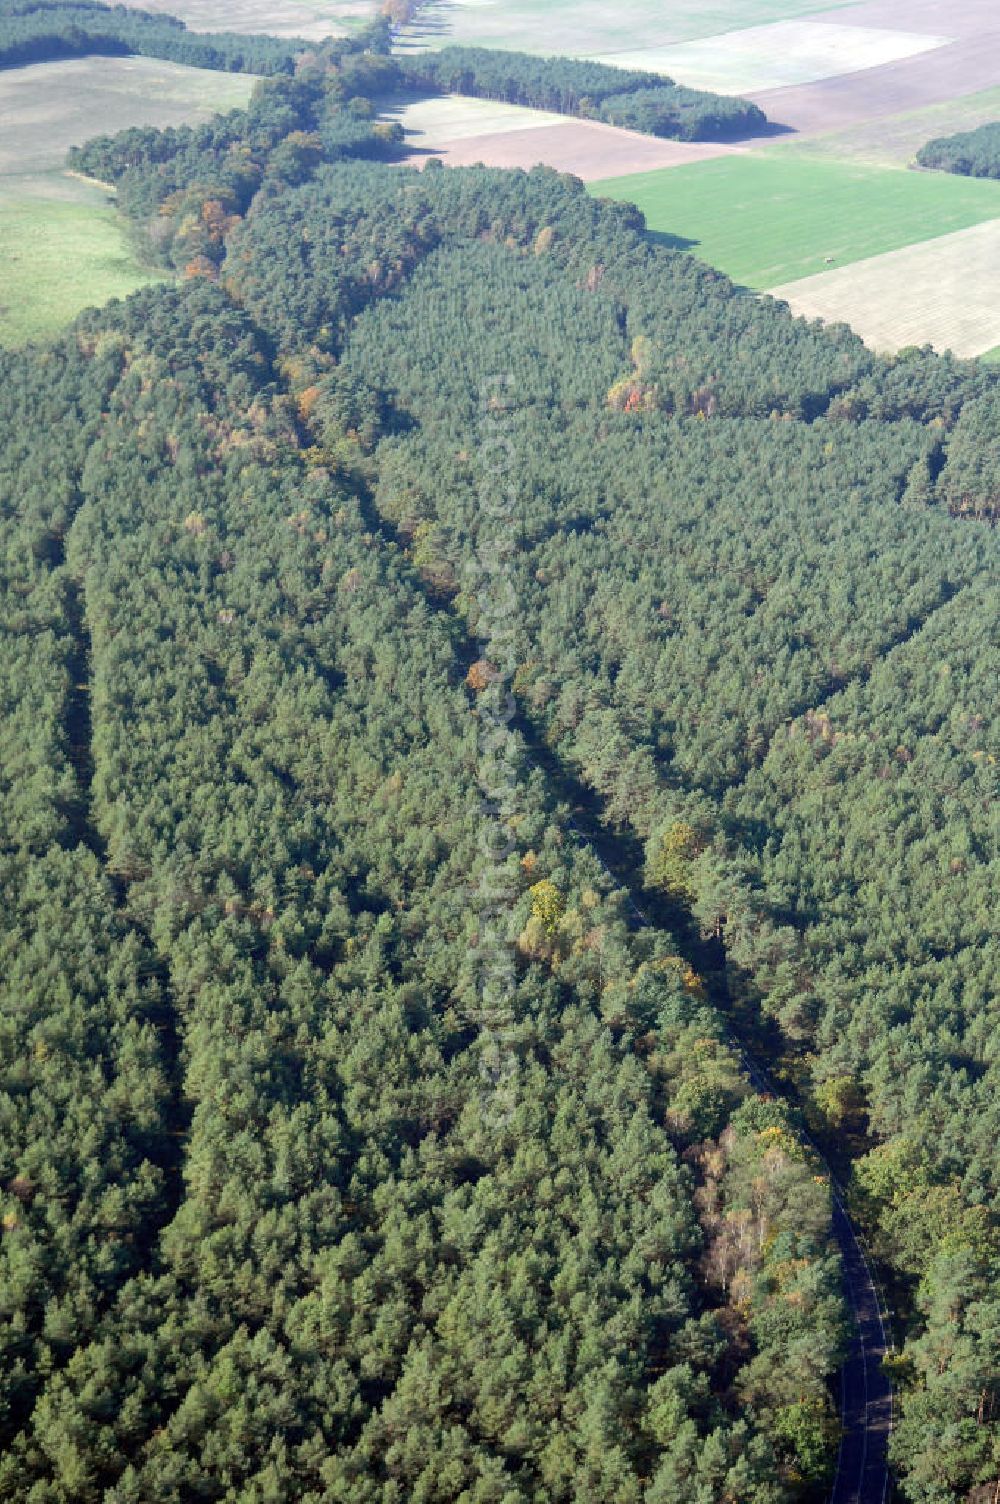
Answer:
[[0, 0, 313, 73], [397, 45, 768, 141], [916, 121, 1000, 179]]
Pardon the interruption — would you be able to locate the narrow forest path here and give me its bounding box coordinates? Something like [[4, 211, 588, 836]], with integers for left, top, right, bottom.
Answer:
[[739, 1051, 893, 1504], [828, 1198, 893, 1504], [512, 715, 894, 1504], [59, 545, 190, 1244]]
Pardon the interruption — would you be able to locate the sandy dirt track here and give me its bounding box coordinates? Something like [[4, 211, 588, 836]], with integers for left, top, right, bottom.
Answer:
[[771, 219, 1000, 356], [405, 120, 740, 182]]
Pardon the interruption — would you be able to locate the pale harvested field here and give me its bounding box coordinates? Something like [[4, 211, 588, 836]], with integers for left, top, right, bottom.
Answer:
[[136, 0, 370, 40], [809, 0, 999, 41], [396, 0, 857, 55], [0, 56, 255, 175], [771, 85, 1000, 167], [593, 21, 950, 95], [749, 33, 1000, 137], [384, 93, 566, 143], [770, 220, 1000, 357], [406, 121, 740, 181]]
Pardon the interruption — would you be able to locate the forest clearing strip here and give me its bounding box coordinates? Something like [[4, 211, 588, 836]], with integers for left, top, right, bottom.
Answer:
[[728, 576, 968, 796], [56, 523, 191, 1263], [769, 218, 1000, 356], [512, 694, 894, 1504]]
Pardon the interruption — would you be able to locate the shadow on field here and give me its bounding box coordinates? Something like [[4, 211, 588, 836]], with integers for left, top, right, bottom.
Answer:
[[648, 229, 700, 254], [742, 119, 797, 141]]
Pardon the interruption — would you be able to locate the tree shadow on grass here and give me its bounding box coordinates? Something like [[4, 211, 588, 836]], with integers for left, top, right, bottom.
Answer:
[[648, 229, 700, 254]]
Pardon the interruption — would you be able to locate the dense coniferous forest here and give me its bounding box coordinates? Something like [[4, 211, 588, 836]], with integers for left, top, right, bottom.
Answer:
[[0, 13, 998, 1504], [916, 121, 1000, 179]]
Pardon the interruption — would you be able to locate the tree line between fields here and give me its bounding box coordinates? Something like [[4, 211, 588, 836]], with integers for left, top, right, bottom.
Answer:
[[0, 0, 767, 141], [917, 119, 1000, 179], [0, 11, 998, 1504]]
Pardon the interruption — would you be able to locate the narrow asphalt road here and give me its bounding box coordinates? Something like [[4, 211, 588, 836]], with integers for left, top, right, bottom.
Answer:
[[829, 1197, 894, 1504], [739, 1052, 893, 1504]]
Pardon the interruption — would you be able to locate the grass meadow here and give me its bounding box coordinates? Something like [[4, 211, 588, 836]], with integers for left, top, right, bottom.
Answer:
[[0, 56, 254, 346], [590, 153, 1000, 288], [0, 177, 167, 346]]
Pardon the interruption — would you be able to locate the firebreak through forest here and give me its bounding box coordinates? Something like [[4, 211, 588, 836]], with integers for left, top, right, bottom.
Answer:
[[0, 24, 998, 1504]]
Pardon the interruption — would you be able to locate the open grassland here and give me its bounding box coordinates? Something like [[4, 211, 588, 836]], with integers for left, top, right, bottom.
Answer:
[[0, 55, 254, 345], [770, 219, 1000, 356], [0, 176, 167, 346], [770, 84, 1000, 167], [396, 0, 856, 57], [0, 56, 255, 175], [590, 152, 1000, 287], [592, 20, 949, 95], [135, 0, 371, 40]]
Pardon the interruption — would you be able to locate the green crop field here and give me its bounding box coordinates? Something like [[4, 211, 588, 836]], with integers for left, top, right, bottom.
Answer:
[[590, 153, 1000, 288], [0, 177, 167, 346]]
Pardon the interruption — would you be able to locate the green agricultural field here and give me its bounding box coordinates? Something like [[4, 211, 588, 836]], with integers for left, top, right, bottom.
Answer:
[[0, 177, 167, 346], [398, 0, 853, 57], [0, 55, 255, 346], [590, 152, 1000, 288]]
